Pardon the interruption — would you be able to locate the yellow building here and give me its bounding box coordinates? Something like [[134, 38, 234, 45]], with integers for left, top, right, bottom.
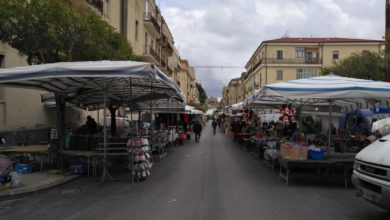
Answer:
[[226, 78, 242, 105], [0, 44, 93, 133], [176, 60, 198, 104], [76, 0, 177, 77], [207, 97, 219, 109], [220, 86, 229, 107], [0, 0, 189, 133], [243, 37, 384, 98]]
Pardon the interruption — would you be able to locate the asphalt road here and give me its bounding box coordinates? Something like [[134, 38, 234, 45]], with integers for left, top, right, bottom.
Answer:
[[1, 123, 389, 220]]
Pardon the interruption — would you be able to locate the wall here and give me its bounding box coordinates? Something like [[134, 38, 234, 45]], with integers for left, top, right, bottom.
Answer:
[[322, 44, 381, 67]]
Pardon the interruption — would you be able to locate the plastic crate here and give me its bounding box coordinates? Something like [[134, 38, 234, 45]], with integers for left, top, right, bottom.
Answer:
[[308, 150, 324, 160], [70, 164, 86, 174], [15, 164, 33, 174]]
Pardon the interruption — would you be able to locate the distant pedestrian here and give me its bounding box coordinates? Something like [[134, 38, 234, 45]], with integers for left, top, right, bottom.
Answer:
[[85, 115, 97, 134], [212, 120, 217, 135], [193, 121, 203, 143]]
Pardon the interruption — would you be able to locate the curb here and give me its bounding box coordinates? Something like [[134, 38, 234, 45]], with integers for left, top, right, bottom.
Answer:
[[0, 175, 79, 198]]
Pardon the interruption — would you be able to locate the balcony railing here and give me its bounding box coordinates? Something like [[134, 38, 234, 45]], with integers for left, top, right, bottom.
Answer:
[[86, 0, 103, 13], [264, 58, 322, 65], [248, 58, 322, 73], [144, 12, 161, 35], [144, 45, 160, 63]]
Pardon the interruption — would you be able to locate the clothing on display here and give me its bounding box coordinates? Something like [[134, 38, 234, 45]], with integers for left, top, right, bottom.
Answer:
[[128, 138, 152, 181]]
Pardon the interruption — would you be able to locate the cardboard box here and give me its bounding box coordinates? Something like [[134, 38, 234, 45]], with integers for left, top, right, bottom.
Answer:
[[280, 143, 308, 160]]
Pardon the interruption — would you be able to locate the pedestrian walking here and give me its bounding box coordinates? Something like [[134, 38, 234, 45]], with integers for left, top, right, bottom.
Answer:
[[212, 120, 217, 135], [193, 121, 203, 143]]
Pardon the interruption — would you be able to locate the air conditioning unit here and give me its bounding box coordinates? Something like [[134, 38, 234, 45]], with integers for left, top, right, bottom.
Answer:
[[332, 59, 339, 64]]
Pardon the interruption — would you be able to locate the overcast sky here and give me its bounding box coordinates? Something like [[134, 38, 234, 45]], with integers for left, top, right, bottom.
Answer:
[[157, 0, 384, 99]]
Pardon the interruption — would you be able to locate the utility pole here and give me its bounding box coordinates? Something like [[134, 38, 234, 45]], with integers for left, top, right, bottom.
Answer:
[[385, 0, 390, 81]]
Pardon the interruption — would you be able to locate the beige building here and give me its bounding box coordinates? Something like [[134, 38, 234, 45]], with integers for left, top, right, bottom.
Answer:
[[76, 0, 177, 77], [243, 37, 384, 98], [207, 97, 219, 109], [220, 86, 229, 107], [0, 44, 92, 133], [176, 60, 198, 104], [226, 78, 243, 106], [0, 0, 190, 133]]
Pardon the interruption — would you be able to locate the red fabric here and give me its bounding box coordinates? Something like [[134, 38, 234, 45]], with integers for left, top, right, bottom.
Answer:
[[183, 114, 189, 123]]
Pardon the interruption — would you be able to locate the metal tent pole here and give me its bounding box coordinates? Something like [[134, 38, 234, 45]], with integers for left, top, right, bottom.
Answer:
[[122, 87, 125, 137], [328, 99, 333, 156], [101, 82, 112, 183]]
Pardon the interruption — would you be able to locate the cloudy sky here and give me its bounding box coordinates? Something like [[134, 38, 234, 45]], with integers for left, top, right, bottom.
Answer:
[[157, 0, 384, 98]]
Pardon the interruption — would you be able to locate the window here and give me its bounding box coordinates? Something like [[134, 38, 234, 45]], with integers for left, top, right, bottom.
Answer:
[[306, 52, 313, 60], [120, 0, 128, 36], [0, 54, 4, 68], [276, 70, 283, 80], [296, 48, 305, 58], [332, 51, 339, 62], [135, 21, 139, 40], [296, 68, 319, 79], [277, 50, 283, 60]]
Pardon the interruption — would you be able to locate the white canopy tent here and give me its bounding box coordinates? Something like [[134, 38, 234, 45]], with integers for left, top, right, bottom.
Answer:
[[260, 74, 390, 153], [0, 61, 185, 182]]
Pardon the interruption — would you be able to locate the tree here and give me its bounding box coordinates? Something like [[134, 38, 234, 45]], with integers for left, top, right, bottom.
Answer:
[[196, 83, 207, 104], [0, 0, 142, 64], [321, 51, 385, 81]]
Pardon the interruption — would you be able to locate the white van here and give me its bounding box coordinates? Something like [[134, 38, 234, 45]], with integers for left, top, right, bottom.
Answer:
[[352, 134, 390, 210]]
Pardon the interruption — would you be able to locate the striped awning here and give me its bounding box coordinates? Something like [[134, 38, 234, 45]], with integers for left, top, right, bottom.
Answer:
[[0, 61, 185, 108], [261, 74, 390, 100]]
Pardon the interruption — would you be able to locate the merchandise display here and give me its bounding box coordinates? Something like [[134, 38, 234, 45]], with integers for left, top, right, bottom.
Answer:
[[128, 138, 153, 181]]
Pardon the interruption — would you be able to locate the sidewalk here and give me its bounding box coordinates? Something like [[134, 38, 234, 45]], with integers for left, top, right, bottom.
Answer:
[[0, 171, 79, 198]]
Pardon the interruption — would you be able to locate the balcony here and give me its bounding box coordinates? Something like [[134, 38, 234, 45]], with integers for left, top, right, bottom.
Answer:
[[86, 0, 103, 14], [159, 59, 167, 71], [264, 58, 322, 65], [144, 12, 161, 37], [143, 45, 160, 65], [158, 36, 174, 56]]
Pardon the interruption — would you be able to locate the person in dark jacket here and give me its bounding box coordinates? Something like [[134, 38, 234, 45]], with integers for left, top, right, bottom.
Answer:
[[212, 120, 218, 135], [193, 121, 203, 143]]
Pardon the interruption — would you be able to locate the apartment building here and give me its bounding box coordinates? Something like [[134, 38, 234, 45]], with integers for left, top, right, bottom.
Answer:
[[0, 44, 92, 133], [243, 37, 384, 98], [0, 0, 194, 132], [207, 97, 219, 109], [78, 0, 177, 77], [225, 78, 242, 106], [176, 60, 199, 105], [220, 86, 229, 107]]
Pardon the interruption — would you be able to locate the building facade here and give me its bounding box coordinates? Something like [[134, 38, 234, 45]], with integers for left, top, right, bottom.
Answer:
[[0, 0, 197, 132], [0, 44, 92, 133], [207, 97, 219, 109], [226, 78, 242, 106], [78, 0, 177, 77], [176, 60, 198, 104], [243, 37, 384, 99], [220, 86, 229, 107]]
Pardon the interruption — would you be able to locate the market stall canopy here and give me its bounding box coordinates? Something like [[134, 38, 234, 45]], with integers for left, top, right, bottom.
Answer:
[[244, 91, 285, 109], [261, 74, 390, 100], [127, 99, 186, 113], [231, 102, 244, 110], [185, 105, 204, 115], [205, 109, 217, 116], [0, 61, 185, 107]]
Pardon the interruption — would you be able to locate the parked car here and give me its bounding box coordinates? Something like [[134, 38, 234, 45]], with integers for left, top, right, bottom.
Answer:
[[352, 133, 390, 210]]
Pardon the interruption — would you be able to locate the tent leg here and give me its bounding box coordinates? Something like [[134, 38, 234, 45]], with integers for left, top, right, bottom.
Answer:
[[328, 100, 333, 156], [101, 86, 113, 183], [55, 94, 65, 170]]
